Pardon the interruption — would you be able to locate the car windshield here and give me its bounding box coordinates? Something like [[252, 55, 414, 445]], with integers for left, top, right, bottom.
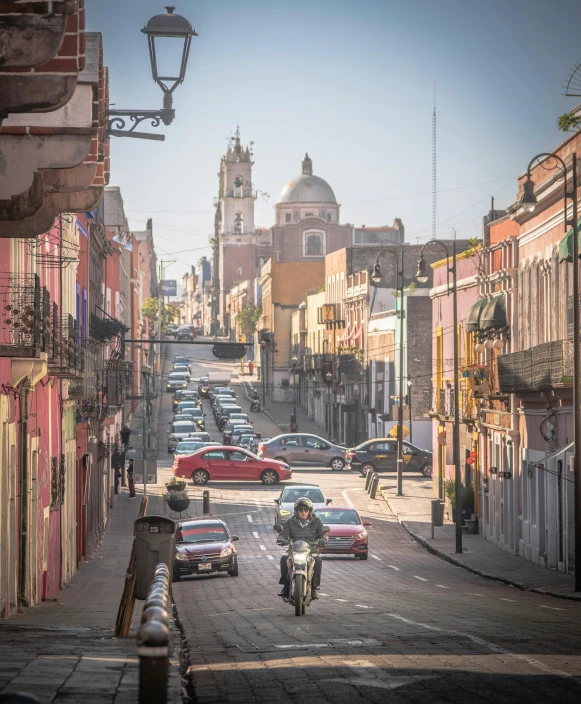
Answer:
[[172, 423, 196, 433], [190, 433, 210, 441], [184, 408, 202, 417], [315, 509, 360, 525], [404, 442, 429, 453], [178, 404, 198, 411], [176, 442, 204, 452], [177, 525, 228, 543], [282, 488, 324, 503], [169, 373, 187, 379]]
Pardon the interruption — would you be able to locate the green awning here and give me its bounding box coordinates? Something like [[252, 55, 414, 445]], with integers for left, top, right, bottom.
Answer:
[[558, 216, 581, 262], [466, 298, 487, 332], [481, 294, 507, 331]]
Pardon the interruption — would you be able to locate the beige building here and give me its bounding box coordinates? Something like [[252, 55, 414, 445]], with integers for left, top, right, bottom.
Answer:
[[258, 259, 324, 403], [181, 266, 198, 325]]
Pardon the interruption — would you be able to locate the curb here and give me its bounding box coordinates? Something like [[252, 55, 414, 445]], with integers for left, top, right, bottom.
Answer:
[[239, 379, 284, 431], [384, 494, 581, 602]]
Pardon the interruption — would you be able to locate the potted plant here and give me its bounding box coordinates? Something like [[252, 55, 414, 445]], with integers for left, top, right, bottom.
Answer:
[[443, 480, 475, 522], [166, 477, 186, 492], [164, 489, 190, 513]]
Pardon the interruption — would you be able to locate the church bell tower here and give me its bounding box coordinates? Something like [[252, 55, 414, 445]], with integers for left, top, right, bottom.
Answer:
[[219, 127, 256, 235]]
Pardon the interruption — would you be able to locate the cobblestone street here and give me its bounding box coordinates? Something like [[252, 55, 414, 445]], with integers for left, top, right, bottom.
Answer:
[[160, 344, 581, 704]]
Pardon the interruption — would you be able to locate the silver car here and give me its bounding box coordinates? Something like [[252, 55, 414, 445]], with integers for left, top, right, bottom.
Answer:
[[168, 421, 198, 453], [274, 484, 332, 524], [259, 433, 346, 470]]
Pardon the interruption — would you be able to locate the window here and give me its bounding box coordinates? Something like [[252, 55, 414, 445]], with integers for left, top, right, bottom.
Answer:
[[280, 437, 301, 446], [369, 442, 395, 452], [285, 213, 292, 223], [202, 451, 227, 460], [326, 212, 332, 222], [303, 437, 328, 450], [234, 212, 244, 234], [305, 212, 314, 217], [237, 267, 243, 278], [304, 231, 324, 256], [229, 451, 249, 462]]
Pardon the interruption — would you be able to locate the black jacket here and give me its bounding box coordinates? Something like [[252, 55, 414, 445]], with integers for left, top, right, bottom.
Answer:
[[280, 514, 327, 545]]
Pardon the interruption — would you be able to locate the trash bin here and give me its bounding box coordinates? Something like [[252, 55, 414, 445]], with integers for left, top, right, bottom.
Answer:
[[431, 499, 444, 527], [134, 516, 175, 600]]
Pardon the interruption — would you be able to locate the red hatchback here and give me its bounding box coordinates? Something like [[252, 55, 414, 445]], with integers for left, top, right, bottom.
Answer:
[[172, 446, 292, 485], [315, 506, 371, 559]]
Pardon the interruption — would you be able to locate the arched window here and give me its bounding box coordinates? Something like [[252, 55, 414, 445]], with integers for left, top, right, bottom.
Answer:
[[234, 212, 244, 234], [303, 230, 325, 257], [234, 176, 243, 197]]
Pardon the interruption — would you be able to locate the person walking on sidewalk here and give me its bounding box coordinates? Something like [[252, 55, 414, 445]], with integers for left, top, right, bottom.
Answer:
[[127, 459, 136, 499], [248, 360, 254, 376]]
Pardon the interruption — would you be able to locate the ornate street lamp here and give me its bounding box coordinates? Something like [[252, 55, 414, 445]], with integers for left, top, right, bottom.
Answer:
[[108, 6, 197, 140], [291, 355, 298, 418], [371, 248, 406, 496], [416, 231, 462, 554], [522, 151, 581, 592], [325, 371, 333, 440]]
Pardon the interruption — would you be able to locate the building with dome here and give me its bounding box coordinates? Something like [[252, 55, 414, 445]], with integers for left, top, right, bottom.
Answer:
[[211, 131, 404, 331]]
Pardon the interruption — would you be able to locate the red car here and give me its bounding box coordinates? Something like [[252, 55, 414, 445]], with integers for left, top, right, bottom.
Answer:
[[172, 446, 292, 485], [315, 506, 371, 559]]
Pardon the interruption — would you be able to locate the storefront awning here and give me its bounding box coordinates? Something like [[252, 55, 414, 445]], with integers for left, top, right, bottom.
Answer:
[[558, 216, 581, 262], [480, 294, 507, 331], [466, 298, 488, 332]]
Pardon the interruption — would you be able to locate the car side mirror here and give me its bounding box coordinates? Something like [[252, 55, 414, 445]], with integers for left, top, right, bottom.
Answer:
[[274, 498, 280, 504], [326, 498, 332, 505], [363, 520, 372, 526], [231, 535, 239, 541], [273, 524, 283, 533]]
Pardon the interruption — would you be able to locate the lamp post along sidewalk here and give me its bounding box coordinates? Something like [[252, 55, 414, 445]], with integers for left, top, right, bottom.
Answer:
[[519, 152, 580, 591], [416, 233, 462, 553], [371, 249, 406, 496]]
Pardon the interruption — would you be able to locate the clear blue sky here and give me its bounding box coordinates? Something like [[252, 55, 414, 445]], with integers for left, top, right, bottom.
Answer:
[[88, 0, 581, 281]]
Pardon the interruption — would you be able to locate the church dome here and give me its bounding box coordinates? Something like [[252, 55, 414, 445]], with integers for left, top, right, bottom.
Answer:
[[277, 153, 337, 204]]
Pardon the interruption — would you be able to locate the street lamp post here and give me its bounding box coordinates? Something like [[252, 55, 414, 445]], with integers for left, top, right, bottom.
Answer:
[[291, 356, 298, 418], [371, 249, 405, 497], [325, 371, 333, 440], [519, 151, 580, 591], [260, 341, 267, 407], [416, 232, 462, 554], [108, 6, 197, 140]]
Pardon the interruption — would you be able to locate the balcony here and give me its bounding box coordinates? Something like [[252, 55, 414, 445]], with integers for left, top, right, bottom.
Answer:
[[90, 313, 127, 343], [497, 340, 573, 394], [423, 385, 479, 422], [48, 314, 83, 378], [0, 274, 42, 357]]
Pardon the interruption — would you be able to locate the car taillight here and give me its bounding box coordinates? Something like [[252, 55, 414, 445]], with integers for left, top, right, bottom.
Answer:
[[259, 444, 266, 454]]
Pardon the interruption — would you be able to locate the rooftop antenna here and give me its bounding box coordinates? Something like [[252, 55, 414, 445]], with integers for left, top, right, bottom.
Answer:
[[431, 81, 437, 241]]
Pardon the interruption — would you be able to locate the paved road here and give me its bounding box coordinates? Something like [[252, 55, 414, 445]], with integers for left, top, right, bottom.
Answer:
[[161, 341, 581, 703]]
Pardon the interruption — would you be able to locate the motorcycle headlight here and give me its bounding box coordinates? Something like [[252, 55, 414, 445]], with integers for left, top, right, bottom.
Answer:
[[176, 553, 189, 561], [293, 553, 308, 564], [354, 531, 367, 540], [220, 547, 233, 558]]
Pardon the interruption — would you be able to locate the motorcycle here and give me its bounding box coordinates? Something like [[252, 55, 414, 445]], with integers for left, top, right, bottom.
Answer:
[[274, 524, 330, 616], [250, 399, 261, 412]]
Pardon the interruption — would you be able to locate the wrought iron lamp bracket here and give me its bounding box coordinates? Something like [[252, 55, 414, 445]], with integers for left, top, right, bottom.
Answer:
[[107, 108, 174, 141]]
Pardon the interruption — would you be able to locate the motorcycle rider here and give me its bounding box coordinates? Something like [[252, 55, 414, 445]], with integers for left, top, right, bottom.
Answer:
[[278, 497, 327, 600], [250, 388, 260, 410]]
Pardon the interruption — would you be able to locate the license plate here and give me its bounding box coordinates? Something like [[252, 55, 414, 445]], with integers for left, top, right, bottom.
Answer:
[[198, 563, 212, 571]]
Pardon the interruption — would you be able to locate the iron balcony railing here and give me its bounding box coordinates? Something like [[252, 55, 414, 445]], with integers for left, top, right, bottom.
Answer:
[[0, 274, 42, 355], [48, 314, 84, 378], [423, 385, 479, 421]]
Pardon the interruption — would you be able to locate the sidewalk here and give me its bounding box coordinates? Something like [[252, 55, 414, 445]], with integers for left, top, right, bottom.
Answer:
[[381, 474, 580, 601]]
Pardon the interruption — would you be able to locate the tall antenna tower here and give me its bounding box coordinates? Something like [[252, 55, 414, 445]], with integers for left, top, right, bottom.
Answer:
[[431, 89, 437, 241]]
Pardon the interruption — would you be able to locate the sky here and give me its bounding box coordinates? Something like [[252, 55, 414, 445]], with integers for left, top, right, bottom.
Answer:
[[88, 0, 581, 282]]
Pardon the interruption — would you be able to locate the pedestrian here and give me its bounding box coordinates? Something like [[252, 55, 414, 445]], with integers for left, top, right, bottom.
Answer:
[[290, 420, 299, 433], [127, 459, 136, 499], [114, 468, 121, 495], [120, 425, 131, 448], [248, 360, 254, 376]]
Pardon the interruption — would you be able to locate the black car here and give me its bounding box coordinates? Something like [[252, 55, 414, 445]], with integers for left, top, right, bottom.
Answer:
[[173, 518, 239, 581], [177, 325, 195, 341], [346, 438, 433, 477]]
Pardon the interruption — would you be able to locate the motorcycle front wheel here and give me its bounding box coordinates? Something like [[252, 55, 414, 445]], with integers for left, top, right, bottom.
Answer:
[[294, 574, 304, 617]]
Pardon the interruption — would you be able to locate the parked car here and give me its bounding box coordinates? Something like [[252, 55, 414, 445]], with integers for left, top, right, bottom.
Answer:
[[172, 364, 191, 380], [231, 426, 256, 444], [209, 386, 235, 402], [227, 412, 251, 426], [172, 390, 201, 411], [174, 440, 217, 457], [177, 325, 196, 341], [168, 421, 200, 452], [273, 484, 332, 524], [198, 376, 210, 397], [166, 372, 188, 392], [212, 395, 236, 413], [258, 434, 346, 470], [218, 405, 243, 430], [172, 447, 292, 485], [314, 506, 371, 559], [346, 438, 433, 477], [173, 518, 239, 581]]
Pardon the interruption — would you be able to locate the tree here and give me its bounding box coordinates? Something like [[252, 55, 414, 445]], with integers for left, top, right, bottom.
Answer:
[[142, 297, 180, 326], [237, 303, 262, 337], [558, 112, 581, 133]]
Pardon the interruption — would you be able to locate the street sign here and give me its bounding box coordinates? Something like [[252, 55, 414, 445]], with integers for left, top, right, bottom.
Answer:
[[160, 279, 177, 296], [212, 343, 246, 360]]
